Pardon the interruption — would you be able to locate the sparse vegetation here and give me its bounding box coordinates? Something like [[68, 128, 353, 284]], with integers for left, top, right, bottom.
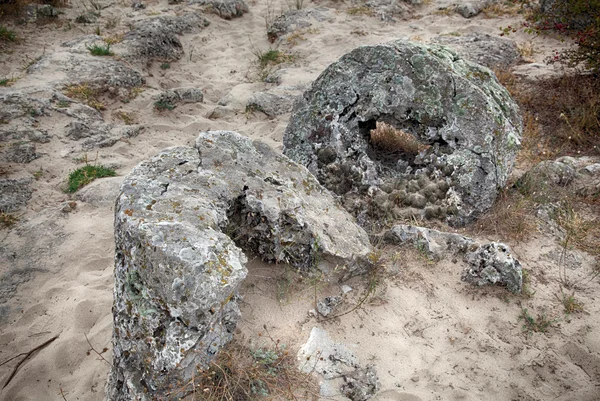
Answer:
[[66, 164, 116, 193], [519, 307, 555, 334], [86, 43, 113, 56], [160, 62, 171, 70], [347, 6, 373, 16], [154, 99, 175, 111], [115, 111, 136, 125], [63, 83, 105, 110], [0, 77, 17, 86], [0, 25, 17, 42], [0, 211, 19, 228], [556, 289, 584, 314], [175, 329, 317, 400]]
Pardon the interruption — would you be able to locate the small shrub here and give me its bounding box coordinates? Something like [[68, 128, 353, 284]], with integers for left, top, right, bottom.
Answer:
[[0, 211, 19, 228], [66, 165, 116, 193], [87, 43, 113, 56], [115, 111, 136, 125], [557, 290, 584, 314], [369, 121, 429, 155], [0, 25, 17, 42], [160, 62, 170, 70], [504, 0, 600, 72], [154, 100, 175, 111], [519, 307, 555, 334], [0, 77, 17, 86]]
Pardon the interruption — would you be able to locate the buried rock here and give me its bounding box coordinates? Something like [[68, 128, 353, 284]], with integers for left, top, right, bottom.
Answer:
[[384, 224, 522, 293], [189, 0, 249, 19], [463, 242, 522, 294], [107, 131, 372, 400], [283, 40, 522, 227]]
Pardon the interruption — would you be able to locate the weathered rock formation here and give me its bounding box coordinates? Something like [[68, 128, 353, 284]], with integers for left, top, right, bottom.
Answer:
[[384, 224, 523, 293], [189, 0, 249, 19], [298, 327, 380, 401], [283, 40, 522, 227], [431, 32, 523, 69], [107, 131, 372, 400]]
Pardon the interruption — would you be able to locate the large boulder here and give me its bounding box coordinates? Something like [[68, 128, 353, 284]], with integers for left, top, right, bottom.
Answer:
[[107, 131, 372, 400], [283, 40, 522, 227]]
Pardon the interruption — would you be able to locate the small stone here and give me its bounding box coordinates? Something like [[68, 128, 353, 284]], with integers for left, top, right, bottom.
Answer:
[[411, 376, 420, 382]]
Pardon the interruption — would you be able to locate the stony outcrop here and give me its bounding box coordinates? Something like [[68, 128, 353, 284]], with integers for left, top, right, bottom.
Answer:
[[107, 131, 372, 399], [463, 242, 522, 294], [365, 0, 412, 22], [118, 13, 210, 62], [267, 8, 332, 42], [431, 33, 523, 69], [246, 92, 296, 117], [155, 87, 204, 107], [298, 327, 380, 400], [456, 0, 494, 18], [0, 178, 33, 213], [283, 40, 522, 227], [384, 224, 523, 293], [189, 0, 249, 19]]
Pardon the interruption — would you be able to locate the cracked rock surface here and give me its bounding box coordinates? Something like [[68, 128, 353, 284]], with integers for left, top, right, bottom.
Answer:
[[108, 130, 372, 399], [283, 40, 522, 227]]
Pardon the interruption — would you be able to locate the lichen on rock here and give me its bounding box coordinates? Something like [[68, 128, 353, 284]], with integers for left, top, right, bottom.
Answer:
[[283, 40, 522, 227], [107, 131, 372, 399]]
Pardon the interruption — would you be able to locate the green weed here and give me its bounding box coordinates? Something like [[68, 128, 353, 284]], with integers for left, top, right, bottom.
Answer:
[[87, 43, 113, 56], [66, 165, 116, 193]]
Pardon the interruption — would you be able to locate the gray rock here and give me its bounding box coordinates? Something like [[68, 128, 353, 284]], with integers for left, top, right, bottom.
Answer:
[[28, 53, 145, 90], [463, 242, 522, 293], [246, 92, 296, 117], [0, 178, 33, 212], [0, 93, 49, 122], [0, 129, 51, 144], [267, 8, 331, 42], [316, 295, 342, 317], [65, 120, 143, 150], [155, 87, 204, 107], [76, 176, 123, 208], [119, 13, 210, 62], [341, 365, 380, 401], [455, 1, 492, 18], [75, 11, 100, 24], [431, 33, 523, 69], [23, 3, 59, 23], [283, 40, 522, 227], [384, 224, 475, 260], [366, 0, 412, 22], [2, 142, 39, 163], [131, 0, 145, 9], [107, 131, 372, 399], [298, 327, 379, 399], [188, 0, 249, 19]]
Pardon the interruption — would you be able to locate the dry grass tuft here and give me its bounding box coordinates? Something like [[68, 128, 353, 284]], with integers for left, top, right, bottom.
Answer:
[[473, 188, 536, 242], [165, 329, 318, 401], [63, 83, 105, 110], [495, 69, 600, 159], [0, 210, 19, 228], [370, 121, 429, 155]]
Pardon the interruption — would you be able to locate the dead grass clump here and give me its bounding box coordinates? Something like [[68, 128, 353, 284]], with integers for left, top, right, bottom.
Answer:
[[63, 83, 105, 110], [482, 2, 522, 18], [0, 210, 19, 228], [173, 330, 318, 401], [495, 69, 600, 158], [473, 188, 536, 242], [370, 121, 429, 155]]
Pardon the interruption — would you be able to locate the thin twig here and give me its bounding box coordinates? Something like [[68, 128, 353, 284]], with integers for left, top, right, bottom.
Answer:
[[84, 333, 111, 366], [2, 335, 59, 389], [60, 387, 69, 401]]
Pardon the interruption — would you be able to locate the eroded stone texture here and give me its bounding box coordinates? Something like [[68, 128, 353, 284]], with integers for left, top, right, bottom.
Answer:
[[283, 40, 522, 227], [155, 87, 204, 106], [189, 0, 249, 19], [119, 13, 209, 62], [384, 224, 523, 293], [107, 131, 372, 400], [431, 33, 522, 69], [0, 178, 33, 212], [267, 8, 331, 42], [298, 327, 380, 400], [463, 242, 522, 293]]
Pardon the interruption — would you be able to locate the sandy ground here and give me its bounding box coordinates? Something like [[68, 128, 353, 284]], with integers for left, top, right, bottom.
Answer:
[[1, 0, 599, 400]]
